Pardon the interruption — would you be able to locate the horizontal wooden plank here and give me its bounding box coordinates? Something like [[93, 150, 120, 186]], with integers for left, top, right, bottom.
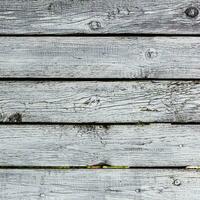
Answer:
[[1, 124, 200, 166], [1, 0, 200, 34], [1, 37, 200, 79], [0, 81, 199, 123], [1, 169, 200, 200]]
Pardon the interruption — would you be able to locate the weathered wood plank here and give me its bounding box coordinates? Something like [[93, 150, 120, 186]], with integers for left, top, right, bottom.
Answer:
[[1, 0, 200, 34], [0, 169, 200, 200], [1, 37, 200, 79], [0, 81, 199, 123], [0, 124, 200, 166]]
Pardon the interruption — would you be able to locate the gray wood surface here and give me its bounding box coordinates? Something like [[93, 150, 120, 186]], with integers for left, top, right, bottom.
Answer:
[[0, 124, 200, 166], [1, 0, 200, 34], [1, 169, 200, 200], [1, 37, 200, 79], [2, 1, 200, 198], [0, 81, 199, 123]]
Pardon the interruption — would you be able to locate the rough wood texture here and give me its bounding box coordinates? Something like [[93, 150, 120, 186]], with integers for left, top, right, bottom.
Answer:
[[1, 37, 200, 79], [1, 169, 200, 200], [1, 0, 200, 34], [0, 81, 199, 123], [1, 124, 200, 166]]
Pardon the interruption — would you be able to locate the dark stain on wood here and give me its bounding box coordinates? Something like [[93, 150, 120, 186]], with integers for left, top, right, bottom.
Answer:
[[8, 113, 22, 123]]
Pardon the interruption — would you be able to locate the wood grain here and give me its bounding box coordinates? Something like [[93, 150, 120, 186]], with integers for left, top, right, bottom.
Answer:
[[0, 81, 199, 123], [1, 0, 200, 34], [0, 124, 200, 166], [1, 37, 200, 79], [1, 169, 200, 200]]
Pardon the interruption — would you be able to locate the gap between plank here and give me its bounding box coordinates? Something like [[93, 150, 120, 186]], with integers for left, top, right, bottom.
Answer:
[[0, 166, 188, 170], [2, 33, 200, 37], [0, 122, 200, 125], [0, 78, 200, 81]]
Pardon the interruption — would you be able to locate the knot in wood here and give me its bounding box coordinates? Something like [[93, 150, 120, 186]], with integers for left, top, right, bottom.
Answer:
[[135, 189, 141, 193], [88, 21, 101, 30], [48, 3, 54, 11], [185, 7, 199, 18], [39, 193, 45, 198], [173, 179, 181, 186], [145, 48, 158, 60]]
